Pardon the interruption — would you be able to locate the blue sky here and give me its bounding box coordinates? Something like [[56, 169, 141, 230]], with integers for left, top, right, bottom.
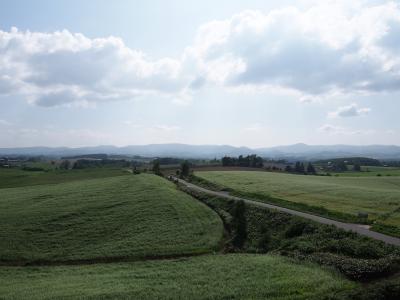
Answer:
[[0, 0, 399, 148]]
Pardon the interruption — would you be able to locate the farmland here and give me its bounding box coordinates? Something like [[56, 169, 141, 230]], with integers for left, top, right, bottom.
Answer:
[[196, 171, 400, 234], [0, 167, 127, 189], [0, 164, 398, 299], [0, 169, 359, 299], [324, 166, 400, 177], [0, 174, 223, 264], [0, 254, 355, 300]]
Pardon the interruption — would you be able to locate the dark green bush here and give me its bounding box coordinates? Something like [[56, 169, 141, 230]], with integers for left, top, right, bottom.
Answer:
[[257, 224, 271, 252], [307, 253, 400, 281], [285, 220, 309, 238]]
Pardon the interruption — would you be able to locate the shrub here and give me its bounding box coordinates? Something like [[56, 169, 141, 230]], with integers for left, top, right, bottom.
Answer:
[[257, 224, 271, 252], [231, 200, 247, 249], [308, 253, 400, 280], [285, 220, 308, 238]]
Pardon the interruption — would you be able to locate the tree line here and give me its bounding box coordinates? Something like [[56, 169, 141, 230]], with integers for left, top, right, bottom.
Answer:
[[285, 162, 316, 175], [222, 155, 263, 168]]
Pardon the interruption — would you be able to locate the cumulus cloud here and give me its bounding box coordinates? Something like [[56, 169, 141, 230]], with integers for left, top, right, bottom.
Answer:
[[0, 28, 189, 107], [2, 1, 400, 107], [328, 103, 371, 118], [187, 1, 400, 97]]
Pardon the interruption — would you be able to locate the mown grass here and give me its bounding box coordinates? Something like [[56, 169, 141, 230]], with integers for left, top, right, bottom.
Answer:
[[0, 174, 223, 264], [196, 171, 400, 232], [0, 167, 127, 189], [0, 254, 355, 300]]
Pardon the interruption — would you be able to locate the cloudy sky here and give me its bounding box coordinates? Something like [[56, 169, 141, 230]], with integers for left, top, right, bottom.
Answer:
[[1, 0, 400, 148]]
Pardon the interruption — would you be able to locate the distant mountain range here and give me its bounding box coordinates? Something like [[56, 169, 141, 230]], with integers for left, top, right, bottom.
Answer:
[[1, 143, 400, 160]]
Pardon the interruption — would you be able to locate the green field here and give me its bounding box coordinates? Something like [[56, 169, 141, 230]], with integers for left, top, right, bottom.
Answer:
[[0, 167, 127, 189], [0, 174, 223, 264], [321, 166, 400, 177], [0, 254, 355, 300], [196, 171, 400, 229], [1, 167, 394, 299]]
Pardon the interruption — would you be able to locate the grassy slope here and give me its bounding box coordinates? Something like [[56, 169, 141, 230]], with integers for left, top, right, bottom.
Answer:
[[0, 174, 223, 264], [0, 167, 127, 189], [197, 171, 400, 227], [0, 254, 355, 300]]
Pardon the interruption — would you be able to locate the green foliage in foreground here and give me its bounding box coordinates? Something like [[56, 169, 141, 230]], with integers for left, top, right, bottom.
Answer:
[[196, 171, 400, 233], [0, 254, 355, 300], [0, 174, 223, 264], [0, 167, 127, 189]]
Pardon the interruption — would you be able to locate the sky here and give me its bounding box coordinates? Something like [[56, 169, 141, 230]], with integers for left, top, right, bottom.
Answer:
[[1, 0, 400, 148]]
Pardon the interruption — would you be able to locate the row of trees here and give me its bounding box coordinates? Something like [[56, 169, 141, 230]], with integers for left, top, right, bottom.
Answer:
[[222, 155, 263, 168], [285, 162, 316, 175], [152, 159, 191, 178]]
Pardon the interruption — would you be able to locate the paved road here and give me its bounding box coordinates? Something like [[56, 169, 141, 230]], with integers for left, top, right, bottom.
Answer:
[[175, 177, 400, 247]]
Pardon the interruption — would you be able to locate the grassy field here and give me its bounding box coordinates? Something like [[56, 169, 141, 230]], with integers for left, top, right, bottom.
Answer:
[[0, 167, 128, 189], [196, 171, 400, 230], [320, 166, 400, 177], [0, 174, 223, 264], [0, 254, 355, 300]]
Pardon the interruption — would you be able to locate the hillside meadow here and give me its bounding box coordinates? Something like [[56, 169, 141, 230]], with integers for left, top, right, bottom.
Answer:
[[0, 254, 355, 300], [0, 174, 223, 264], [0, 167, 127, 189], [196, 171, 400, 233]]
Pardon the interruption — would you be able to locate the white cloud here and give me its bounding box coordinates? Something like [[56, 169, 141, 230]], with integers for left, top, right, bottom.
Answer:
[[122, 120, 143, 128], [0, 28, 190, 107], [0, 119, 12, 126], [318, 124, 343, 134], [328, 103, 371, 118], [318, 123, 375, 135], [150, 124, 181, 132], [122, 121, 180, 132], [2, 1, 400, 108], [241, 123, 264, 132], [188, 2, 400, 97]]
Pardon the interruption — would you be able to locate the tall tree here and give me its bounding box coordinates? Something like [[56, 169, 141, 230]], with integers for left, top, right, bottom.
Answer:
[[353, 163, 361, 172], [152, 159, 161, 175], [60, 160, 70, 170], [231, 200, 247, 249], [307, 162, 316, 175], [180, 160, 190, 177]]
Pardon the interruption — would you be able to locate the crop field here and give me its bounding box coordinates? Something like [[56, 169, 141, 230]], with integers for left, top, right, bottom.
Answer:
[[0, 254, 354, 300], [0, 174, 223, 264], [196, 171, 400, 229], [0, 167, 128, 189], [321, 166, 400, 177]]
